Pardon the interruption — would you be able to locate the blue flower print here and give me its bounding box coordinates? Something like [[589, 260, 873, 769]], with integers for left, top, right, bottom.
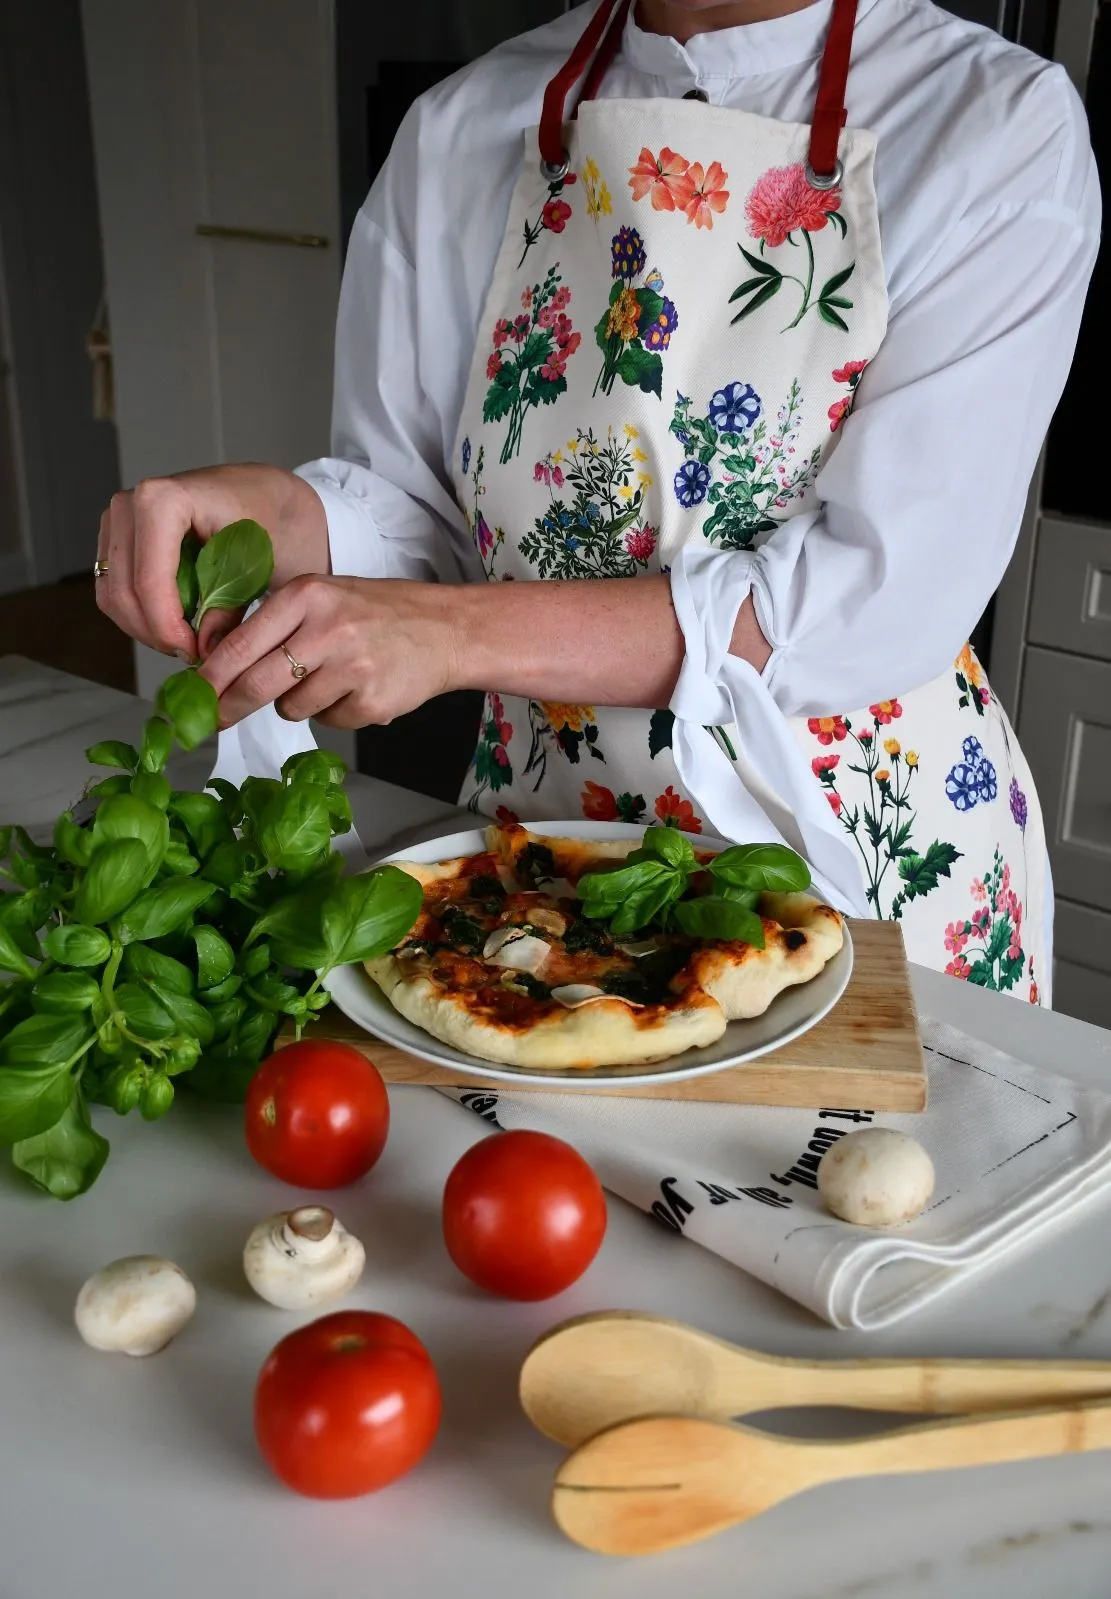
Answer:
[[976, 758, 998, 803], [946, 736, 998, 812], [461, 436, 471, 476], [962, 736, 983, 764], [946, 763, 980, 812], [644, 297, 678, 351], [611, 226, 647, 280], [674, 459, 711, 508], [708, 381, 762, 435]]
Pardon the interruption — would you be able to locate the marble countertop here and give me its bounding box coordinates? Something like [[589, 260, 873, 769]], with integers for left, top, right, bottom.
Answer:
[[3, 653, 1111, 1599]]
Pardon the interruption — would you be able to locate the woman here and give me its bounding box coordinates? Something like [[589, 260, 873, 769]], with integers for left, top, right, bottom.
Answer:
[[95, 0, 1099, 1001]]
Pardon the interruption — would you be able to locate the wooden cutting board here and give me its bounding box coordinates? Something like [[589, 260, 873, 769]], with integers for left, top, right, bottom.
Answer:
[[282, 919, 927, 1112]]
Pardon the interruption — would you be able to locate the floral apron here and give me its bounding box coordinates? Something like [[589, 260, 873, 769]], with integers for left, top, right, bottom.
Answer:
[[453, 0, 1048, 1004]]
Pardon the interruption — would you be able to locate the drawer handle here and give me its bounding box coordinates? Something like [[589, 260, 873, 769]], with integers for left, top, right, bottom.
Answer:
[[196, 224, 329, 249]]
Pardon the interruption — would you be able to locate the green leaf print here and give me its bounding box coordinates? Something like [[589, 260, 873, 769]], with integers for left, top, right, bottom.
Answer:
[[649, 709, 674, 759], [617, 344, 663, 397], [897, 840, 962, 902]]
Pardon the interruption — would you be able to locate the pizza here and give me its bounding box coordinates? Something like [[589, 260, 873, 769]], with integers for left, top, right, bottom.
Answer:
[[364, 823, 844, 1071]]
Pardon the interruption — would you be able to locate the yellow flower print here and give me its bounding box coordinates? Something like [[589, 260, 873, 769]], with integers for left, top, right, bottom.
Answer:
[[624, 425, 640, 440], [542, 702, 593, 733], [876, 769, 891, 784], [551, 450, 564, 466], [955, 642, 984, 689], [637, 471, 654, 487], [582, 158, 612, 220], [906, 750, 919, 768], [582, 157, 600, 184], [566, 438, 579, 454], [607, 287, 641, 342], [883, 738, 901, 757], [618, 484, 634, 501], [632, 447, 648, 462]]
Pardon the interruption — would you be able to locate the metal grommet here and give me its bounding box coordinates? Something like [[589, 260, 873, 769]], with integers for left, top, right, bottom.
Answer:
[[804, 157, 844, 191], [539, 152, 570, 183], [683, 88, 709, 102]]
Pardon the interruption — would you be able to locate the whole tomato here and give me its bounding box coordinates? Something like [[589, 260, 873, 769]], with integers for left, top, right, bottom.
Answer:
[[254, 1310, 442, 1498], [442, 1129, 607, 1300], [245, 1041, 389, 1189]]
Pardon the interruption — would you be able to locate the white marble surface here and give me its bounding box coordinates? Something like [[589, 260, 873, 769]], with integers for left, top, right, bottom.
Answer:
[[3, 655, 1111, 1599]]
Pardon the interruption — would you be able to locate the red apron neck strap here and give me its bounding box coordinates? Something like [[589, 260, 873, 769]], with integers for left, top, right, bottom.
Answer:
[[538, 0, 630, 176], [806, 0, 859, 189]]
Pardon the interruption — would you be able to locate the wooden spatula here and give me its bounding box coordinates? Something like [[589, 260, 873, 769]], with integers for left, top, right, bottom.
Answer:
[[521, 1311, 1111, 1447], [553, 1401, 1111, 1555]]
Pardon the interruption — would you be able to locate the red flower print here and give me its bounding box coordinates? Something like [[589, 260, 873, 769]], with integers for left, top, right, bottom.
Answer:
[[682, 160, 730, 230], [1029, 980, 1040, 1003], [512, 314, 530, 339], [832, 359, 869, 385], [582, 780, 619, 822], [869, 700, 902, 724], [560, 330, 582, 357], [745, 163, 841, 248], [492, 319, 512, 349], [654, 786, 702, 833], [970, 906, 991, 940], [539, 355, 567, 382], [945, 954, 971, 980], [628, 146, 692, 212], [534, 461, 550, 485], [537, 305, 556, 329], [552, 285, 571, 310], [859, 730, 873, 745], [624, 525, 656, 561], [828, 396, 852, 432], [944, 920, 970, 955], [495, 805, 519, 825], [520, 287, 533, 310], [808, 715, 848, 745], [542, 198, 573, 233], [826, 791, 842, 817], [812, 754, 840, 775], [486, 353, 503, 380], [493, 744, 509, 768]]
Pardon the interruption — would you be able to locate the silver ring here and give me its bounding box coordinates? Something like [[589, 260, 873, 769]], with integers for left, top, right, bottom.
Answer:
[[93, 558, 108, 578], [540, 152, 570, 183], [804, 157, 843, 192], [280, 643, 309, 681]]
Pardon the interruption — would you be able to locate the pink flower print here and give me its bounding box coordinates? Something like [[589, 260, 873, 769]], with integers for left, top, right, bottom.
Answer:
[[812, 754, 840, 776], [828, 396, 852, 432], [869, 699, 903, 724], [859, 730, 873, 745], [826, 791, 843, 817], [552, 465, 565, 487], [628, 145, 692, 212], [559, 330, 582, 357], [807, 715, 848, 745], [541, 198, 572, 233], [512, 314, 530, 340], [485, 353, 503, 380], [944, 921, 970, 955], [539, 355, 567, 381], [534, 461, 550, 486], [681, 160, 730, 230], [552, 285, 571, 310], [745, 163, 842, 248], [1008, 933, 1023, 963], [492, 318, 512, 349], [971, 877, 987, 902], [832, 359, 869, 385], [970, 906, 991, 940], [945, 954, 971, 980], [537, 305, 556, 329], [521, 287, 533, 310], [475, 513, 494, 558], [624, 525, 656, 561]]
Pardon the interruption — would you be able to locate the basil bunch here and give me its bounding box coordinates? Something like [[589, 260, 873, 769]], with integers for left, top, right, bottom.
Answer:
[[577, 828, 812, 946], [0, 521, 420, 1200]]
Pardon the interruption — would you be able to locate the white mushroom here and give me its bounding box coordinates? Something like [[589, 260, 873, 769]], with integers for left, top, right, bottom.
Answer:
[[524, 906, 569, 937], [550, 983, 645, 1009], [616, 937, 665, 957], [482, 929, 551, 974], [243, 1206, 365, 1310], [75, 1255, 196, 1356], [817, 1129, 935, 1228]]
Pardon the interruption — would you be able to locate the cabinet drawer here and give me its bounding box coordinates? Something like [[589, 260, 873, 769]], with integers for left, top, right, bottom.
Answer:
[[1017, 648, 1111, 910], [1028, 517, 1111, 662], [1054, 900, 1111, 1028]]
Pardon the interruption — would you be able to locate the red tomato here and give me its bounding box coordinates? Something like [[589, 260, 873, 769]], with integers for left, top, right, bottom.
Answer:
[[442, 1129, 606, 1300], [254, 1310, 442, 1499], [244, 1041, 389, 1189]]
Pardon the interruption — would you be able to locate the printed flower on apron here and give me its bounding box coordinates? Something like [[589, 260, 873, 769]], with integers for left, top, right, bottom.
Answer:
[[594, 228, 677, 398], [462, 444, 505, 578], [943, 852, 1026, 992], [945, 736, 998, 812], [628, 146, 731, 230], [581, 780, 646, 824], [519, 426, 657, 579], [730, 164, 853, 332], [828, 359, 869, 430], [581, 157, 613, 221], [483, 268, 582, 463], [810, 712, 961, 920], [518, 170, 578, 268], [669, 380, 820, 548], [467, 694, 515, 813], [541, 702, 608, 765], [1009, 778, 1028, 832], [955, 642, 992, 716], [655, 785, 703, 832]]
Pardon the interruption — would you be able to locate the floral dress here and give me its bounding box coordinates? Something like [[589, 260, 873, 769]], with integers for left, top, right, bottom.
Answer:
[[453, 0, 1048, 1003]]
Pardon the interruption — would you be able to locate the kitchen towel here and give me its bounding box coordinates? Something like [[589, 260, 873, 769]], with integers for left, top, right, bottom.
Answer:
[[437, 1017, 1111, 1330]]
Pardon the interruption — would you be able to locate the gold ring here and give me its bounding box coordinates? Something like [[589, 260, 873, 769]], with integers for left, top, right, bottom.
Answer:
[[93, 559, 108, 578], [281, 643, 309, 681]]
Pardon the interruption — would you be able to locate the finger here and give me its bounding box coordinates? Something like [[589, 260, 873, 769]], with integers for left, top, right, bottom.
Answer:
[[200, 581, 311, 699], [274, 658, 355, 724], [197, 606, 246, 661], [311, 690, 369, 730], [130, 479, 199, 658], [210, 626, 322, 730], [96, 496, 150, 647]]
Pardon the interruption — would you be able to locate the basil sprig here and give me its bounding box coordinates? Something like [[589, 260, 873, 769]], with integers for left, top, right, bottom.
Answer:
[[577, 828, 811, 946], [0, 519, 421, 1199]]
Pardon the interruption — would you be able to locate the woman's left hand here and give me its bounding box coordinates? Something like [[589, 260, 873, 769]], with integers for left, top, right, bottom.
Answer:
[[199, 575, 459, 729]]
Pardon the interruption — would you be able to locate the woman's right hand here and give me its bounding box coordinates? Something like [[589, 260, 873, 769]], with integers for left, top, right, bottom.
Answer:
[[94, 463, 330, 662]]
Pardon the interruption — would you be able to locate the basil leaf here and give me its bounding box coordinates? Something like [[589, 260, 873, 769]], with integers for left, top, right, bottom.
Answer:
[[0, 923, 37, 980], [122, 944, 194, 995], [249, 887, 331, 970], [139, 716, 174, 775], [143, 981, 215, 1047], [114, 982, 177, 1039], [246, 972, 306, 1015], [636, 827, 696, 873], [189, 925, 234, 989], [324, 785, 353, 835], [205, 995, 247, 1041], [168, 791, 233, 860], [709, 843, 811, 895], [258, 786, 331, 873], [114, 878, 217, 945], [161, 843, 200, 876], [201, 838, 263, 890], [0, 1059, 80, 1145], [281, 750, 348, 788], [44, 923, 111, 968], [85, 740, 139, 772], [53, 811, 93, 868], [0, 1011, 92, 1067], [318, 867, 424, 969], [207, 778, 244, 827], [199, 972, 241, 1003], [194, 518, 274, 623], [668, 896, 766, 947], [31, 972, 100, 1014], [74, 838, 150, 924], [176, 532, 202, 623], [92, 795, 169, 880], [188, 1009, 275, 1102], [131, 771, 172, 811], [239, 941, 270, 979], [11, 1093, 109, 1199], [239, 776, 283, 835], [578, 859, 683, 935], [156, 669, 219, 753], [715, 882, 761, 911], [86, 774, 132, 800]]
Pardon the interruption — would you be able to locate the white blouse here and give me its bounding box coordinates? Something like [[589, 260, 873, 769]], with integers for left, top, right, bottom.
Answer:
[[296, 0, 1099, 743]]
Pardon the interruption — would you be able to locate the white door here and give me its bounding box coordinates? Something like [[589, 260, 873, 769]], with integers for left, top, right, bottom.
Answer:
[[81, 0, 343, 737]]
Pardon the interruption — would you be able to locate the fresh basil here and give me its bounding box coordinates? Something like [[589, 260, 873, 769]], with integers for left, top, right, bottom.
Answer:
[[578, 859, 682, 937], [318, 868, 425, 968], [74, 838, 150, 925], [194, 518, 274, 624], [176, 533, 202, 623], [633, 826, 696, 873], [31, 972, 101, 1014], [0, 1059, 80, 1146], [114, 878, 217, 944], [258, 786, 331, 873], [12, 1094, 109, 1200], [0, 923, 37, 980], [121, 944, 194, 996], [156, 669, 219, 753], [92, 794, 169, 881], [131, 771, 172, 811], [44, 924, 111, 968], [53, 811, 93, 869], [189, 925, 234, 989], [709, 843, 811, 895], [667, 896, 766, 947], [139, 716, 174, 775], [85, 740, 139, 773], [281, 750, 348, 788], [168, 791, 233, 860]]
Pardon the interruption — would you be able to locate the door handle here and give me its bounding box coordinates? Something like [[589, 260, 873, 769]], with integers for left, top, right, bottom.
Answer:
[[196, 224, 329, 249]]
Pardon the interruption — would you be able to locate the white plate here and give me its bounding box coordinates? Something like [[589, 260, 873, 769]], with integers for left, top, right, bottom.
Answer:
[[324, 821, 854, 1090]]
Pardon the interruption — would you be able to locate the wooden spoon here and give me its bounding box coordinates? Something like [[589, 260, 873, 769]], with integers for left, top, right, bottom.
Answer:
[[521, 1311, 1111, 1447], [553, 1401, 1111, 1556]]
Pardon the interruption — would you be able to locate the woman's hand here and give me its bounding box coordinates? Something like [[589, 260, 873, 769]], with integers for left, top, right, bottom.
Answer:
[[95, 465, 330, 661], [200, 576, 460, 730]]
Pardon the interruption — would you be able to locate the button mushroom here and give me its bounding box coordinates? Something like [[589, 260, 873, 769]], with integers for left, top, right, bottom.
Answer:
[[482, 927, 551, 974], [817, 1128, 935, 1228], [243, 1206, 365, 1310], [75, 1255, 196, 1356]]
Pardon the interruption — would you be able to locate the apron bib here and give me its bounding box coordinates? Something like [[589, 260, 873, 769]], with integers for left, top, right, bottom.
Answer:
[[451, 0, 1048, 1004]]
